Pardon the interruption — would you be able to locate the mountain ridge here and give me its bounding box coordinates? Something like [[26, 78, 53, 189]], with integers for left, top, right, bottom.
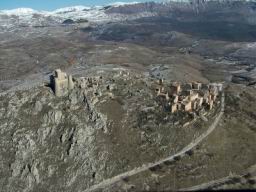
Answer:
[[1, 1, 256, 30]]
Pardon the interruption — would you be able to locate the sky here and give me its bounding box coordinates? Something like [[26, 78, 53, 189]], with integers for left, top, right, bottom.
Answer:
[[0, 0, 163, 11]]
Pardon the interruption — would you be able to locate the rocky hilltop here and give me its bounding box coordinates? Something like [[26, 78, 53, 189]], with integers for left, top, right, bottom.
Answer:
[[0, 0, 256, 191], [0, 67, 219, 191]]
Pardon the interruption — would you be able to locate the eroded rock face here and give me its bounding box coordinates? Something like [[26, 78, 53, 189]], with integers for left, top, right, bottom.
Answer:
[[0, 85, 108, 192]]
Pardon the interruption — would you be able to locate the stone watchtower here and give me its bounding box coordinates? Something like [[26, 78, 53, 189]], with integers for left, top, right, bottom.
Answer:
[[53, 69, 74, 96]]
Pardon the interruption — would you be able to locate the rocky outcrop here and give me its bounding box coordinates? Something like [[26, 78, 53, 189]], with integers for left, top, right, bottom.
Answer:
[[0, 84, 108, 192]]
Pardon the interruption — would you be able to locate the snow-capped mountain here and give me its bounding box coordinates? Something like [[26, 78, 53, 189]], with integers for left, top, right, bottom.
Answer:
[[0, 3, 140, 19], [1, 0, 256, 30], [0, 8, 56, 29], [0, 8, 38, 15], [0, 3, 143, 29], [0, 6, 106, 22]]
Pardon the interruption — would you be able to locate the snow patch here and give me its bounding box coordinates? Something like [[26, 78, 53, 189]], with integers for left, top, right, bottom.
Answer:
[[246, 42, 256, 49], [53, 6, 91, 14], [109, 2, 140, 7]]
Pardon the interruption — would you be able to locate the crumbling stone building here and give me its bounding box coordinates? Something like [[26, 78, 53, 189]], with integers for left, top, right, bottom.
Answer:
[[181, 100, 192, 112], [156, 80, 222, 114]]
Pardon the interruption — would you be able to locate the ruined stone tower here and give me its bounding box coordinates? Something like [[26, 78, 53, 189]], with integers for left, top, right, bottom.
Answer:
[[53, 69, 74, 96]]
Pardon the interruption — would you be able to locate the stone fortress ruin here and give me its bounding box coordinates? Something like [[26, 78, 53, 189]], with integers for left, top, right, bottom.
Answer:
[[51, 69, 223, 118], [51, 69, 103, 97], [52, 69, 74, 96], [156, 80, 223, 114]]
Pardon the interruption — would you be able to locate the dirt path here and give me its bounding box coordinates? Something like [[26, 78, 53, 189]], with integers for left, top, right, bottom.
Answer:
[[84, 92, 225, 192], [179, 164, 256, 191], [180, 175, 236, 191]]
